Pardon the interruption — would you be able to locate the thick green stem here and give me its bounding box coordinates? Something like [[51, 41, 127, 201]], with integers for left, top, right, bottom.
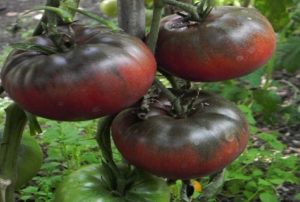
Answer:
[[33, 0, 60, 36], [154, 79, 184, 116], [146, 4, 163, 52], [0, 104, 27, 202], [117, 0, 145, 38], [96, 116, 119, 177], [60, 0, 81, 19], [147, 0, 183, 116]]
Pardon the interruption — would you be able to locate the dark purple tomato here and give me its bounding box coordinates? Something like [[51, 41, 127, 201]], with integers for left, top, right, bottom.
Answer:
[[156, 6, 276, 81], [111, 89, 249, 179], [1, 24, 156, 121]]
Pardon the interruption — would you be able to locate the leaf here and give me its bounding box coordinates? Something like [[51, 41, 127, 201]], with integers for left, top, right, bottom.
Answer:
[[238, 104, 256, 125], [253, 89, 281, 114], [276, 37, 300, 72], [201, 169, 225, 199], [257, 132, 286, 151], [240, 68, 264, 87], [254, 0, 293, 31], [259, 192, 279, 202]]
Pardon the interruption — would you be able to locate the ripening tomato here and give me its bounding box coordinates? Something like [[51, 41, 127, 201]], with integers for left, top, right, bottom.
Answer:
[[0, 133, 43, 189], [1, 24, 156, 121], [156, 6, 276, 81], [54, 164, 170, 202], [112, 89, 249, 179], [99, 0, 117, 17]]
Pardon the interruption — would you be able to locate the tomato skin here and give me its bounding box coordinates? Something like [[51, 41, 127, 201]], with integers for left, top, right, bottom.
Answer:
[[0, 134, 43, 189], [112, 90, 249, 179], [1, 24, 156, 121], [54, 164, 170, 202], [156, 6, 276, 81]]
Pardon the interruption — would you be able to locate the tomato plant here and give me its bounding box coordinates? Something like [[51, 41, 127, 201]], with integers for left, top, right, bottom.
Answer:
[[155, 6, 276, 81], [112, 89, 249, 179], [1, 24, 156, 121], [54, 164, 170, 202], [0, 133, 43, 189]]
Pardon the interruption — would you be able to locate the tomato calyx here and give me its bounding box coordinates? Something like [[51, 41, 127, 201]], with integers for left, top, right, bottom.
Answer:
[[175, 0, 214, 23], [137, 88, 213, 120]]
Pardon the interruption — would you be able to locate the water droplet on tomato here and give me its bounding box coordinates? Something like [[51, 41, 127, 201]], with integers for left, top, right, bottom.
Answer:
[[225, 133, 235, 142]]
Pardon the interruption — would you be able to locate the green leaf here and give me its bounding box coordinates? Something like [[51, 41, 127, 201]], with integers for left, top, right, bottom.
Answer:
[[253, 89, 281, 114], [258, 179, 272, 187], [257, 132, 286, 151], [201, 169, 225, 199], [238, 104, 256, 125], [259, 192, 279, 202], [254, 0, 293, 31], [269, 178, 285, 185], [276, 37, 300, 72], [240, 68, 264, 87]]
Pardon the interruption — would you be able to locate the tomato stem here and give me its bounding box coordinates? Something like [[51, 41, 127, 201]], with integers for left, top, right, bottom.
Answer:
[[33, 0, 80, 36], [154, 79, 184, 116], [146, 2, 163, 52], [33, 0, 60, 36], [0, 104, 27, 202], [96, 116, 120, 178]]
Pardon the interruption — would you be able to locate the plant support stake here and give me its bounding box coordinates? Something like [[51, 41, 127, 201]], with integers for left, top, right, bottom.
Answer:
[[117, 0, 145, 38]]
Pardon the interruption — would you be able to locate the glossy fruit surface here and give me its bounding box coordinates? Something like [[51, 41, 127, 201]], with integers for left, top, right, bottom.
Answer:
[[1, 24, 156, 121], [0, 134, 43, 189], [112, 89, 249, 179], [156, 6, 276, 81], [54, 164, 170, 202]]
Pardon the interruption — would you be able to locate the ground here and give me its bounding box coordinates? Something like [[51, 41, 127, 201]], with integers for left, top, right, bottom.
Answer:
[[0, 0, 299, 201]]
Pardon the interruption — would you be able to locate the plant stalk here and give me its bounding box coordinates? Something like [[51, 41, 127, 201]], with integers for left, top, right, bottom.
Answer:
[[147, 0, 183, 115], [117, 0, 145, 38], [33, 0, 60, 36], [0, 104, 27, 202], [146, 1, 163, 52], [154, 79, 183, 116], [96, 116, 119, 177]]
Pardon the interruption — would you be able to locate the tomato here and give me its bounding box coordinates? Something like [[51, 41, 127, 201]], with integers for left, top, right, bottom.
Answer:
[[155, 6, 276, 81], [111, 89, 249, 179], [1, 24, 156, 121], [0, 133, 43, 189], [99, 0, 117, 17], [54, 164, 170, 202]]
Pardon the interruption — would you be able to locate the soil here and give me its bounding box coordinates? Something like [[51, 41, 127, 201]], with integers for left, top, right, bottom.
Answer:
[[0, 0, 299, 201]]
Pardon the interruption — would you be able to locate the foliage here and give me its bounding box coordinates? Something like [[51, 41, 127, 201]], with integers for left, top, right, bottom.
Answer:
[[0, 0, 299, 201]]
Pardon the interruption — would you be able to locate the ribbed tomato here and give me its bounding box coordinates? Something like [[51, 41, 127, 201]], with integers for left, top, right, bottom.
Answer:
[[112, 89, 249, 179], [1, 24, 156, 121], [156, 6, 276, 81]]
